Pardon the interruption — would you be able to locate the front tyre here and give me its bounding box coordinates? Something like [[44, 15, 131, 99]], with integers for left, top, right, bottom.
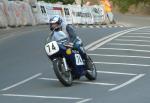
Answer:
[[53, 58, 72, 86], [85, 56, 97, 80]]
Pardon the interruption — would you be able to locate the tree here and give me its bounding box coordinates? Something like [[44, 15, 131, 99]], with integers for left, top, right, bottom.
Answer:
[[110, 0, 150, 13], [62, 0, 74, 4]]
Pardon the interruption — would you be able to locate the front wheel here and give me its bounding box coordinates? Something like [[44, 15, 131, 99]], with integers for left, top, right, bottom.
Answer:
[[85, 56, 97, 80], [53, 58, 72, 86]]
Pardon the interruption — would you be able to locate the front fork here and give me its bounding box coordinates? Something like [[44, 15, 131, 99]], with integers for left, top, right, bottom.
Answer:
[[62, 57, 69, 72]]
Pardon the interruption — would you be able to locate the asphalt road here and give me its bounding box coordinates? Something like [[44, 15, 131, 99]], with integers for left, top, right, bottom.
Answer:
[[0, 24, 150, 103], [115, 13, 150, 27]]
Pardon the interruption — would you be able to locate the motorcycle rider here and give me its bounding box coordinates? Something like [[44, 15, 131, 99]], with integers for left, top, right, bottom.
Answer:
[[49, 15, 88, 66]]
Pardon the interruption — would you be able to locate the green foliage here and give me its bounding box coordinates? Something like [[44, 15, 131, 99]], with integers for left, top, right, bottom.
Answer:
[[62, 0, 74, 4], [110, 0, 150, 13]]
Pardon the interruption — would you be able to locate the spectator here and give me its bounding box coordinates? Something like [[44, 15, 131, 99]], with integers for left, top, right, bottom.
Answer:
[[85, 1, 91, 6], [100, 0, 116, 24]]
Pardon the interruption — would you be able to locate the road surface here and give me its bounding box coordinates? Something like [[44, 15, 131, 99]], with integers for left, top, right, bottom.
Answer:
[[0, 19, 150, 103]]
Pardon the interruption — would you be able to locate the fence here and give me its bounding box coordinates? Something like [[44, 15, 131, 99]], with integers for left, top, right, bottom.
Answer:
[[0, 1, 107, 28], [0, 2, 7, 28]]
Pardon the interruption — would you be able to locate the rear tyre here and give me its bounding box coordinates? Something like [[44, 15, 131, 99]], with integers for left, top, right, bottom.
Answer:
[[53, 58, 72, 86], [85, 56, 97, 80]]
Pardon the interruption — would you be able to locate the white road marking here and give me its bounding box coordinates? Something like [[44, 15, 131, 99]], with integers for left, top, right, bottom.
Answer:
[[39, 78, 116, 86], [97, 48, 150, 53], [122, 35, 150, 39], [84, 31, 122, 50], [84, 28, 140, 50], [109, 74, 145, 91], [97, 71, 137, 76], [88, 53, 150, 59], [89, 26, 94, 28], [115, 39, 150, 43], [82, 26, 87, 28], [108, 25, 112, 28], [96, 26, 100, 28], [128, 33, 150, 35], [135, 30, 150, 32], [120, 25, 125, 27], [94, 62, 150, 67], [102, 25, 107, 28], [1, 73, 42, 91], [114, 25, 118, 28], [108, 43, 150, 47], [76, 98, 92, 103], [88, 27, 150, 51], [2, 94, 82, 100]]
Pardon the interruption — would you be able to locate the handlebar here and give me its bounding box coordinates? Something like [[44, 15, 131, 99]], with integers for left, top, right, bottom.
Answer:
[[64, 43, 73, 48]]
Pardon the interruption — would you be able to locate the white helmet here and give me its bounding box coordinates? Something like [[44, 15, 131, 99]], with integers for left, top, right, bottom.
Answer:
[[49, 15, 62, 31]]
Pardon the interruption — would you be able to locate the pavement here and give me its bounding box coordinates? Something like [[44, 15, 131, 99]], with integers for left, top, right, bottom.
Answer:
[[0, 14, 150, 103], [114, 12, 150, 27]]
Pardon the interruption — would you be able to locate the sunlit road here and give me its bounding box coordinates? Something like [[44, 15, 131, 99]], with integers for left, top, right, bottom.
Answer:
[[0, 24, 150, 103]]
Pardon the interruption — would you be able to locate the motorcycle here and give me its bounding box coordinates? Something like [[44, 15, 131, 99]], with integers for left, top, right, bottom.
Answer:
[[45, 38, 97, 86]]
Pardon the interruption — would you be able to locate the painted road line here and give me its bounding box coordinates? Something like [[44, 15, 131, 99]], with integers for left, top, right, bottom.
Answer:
[[88, 53, 150, 59], [97, 48, 150, 53], [108, 25, 112, 28], [88, 26, 150, 51], [94, 62, 150, 67], [135, 31, 150, 32], [119, 25, 125, 28], [1, 73, 42, 91], [128, 33, 150, 34], [114, 25, 118, 28], [122, 36, 150, 39], [96, 26, 100, 28], [87, 28, 137, 51], [102, 25, 107, 28], [89, 26, 94, 28], [108, 43, 150, 47], [97, 71, 137, 76], [76, 98, 92, 103], [109, 74, 145, 91], [89, 27, 149, 51], [2, 94, 83, 100], [115, 39, 150, 43], [84, 28, 138, 50], [82, 26, 87, 28], [135, 29, 150, 32], [84, 31, 120, 50], [39, 78, 116, 86]]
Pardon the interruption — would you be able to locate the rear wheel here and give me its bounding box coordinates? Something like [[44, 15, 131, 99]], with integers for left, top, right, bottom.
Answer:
[[85, 56, 97, 80], [53, 58, 72, 86]]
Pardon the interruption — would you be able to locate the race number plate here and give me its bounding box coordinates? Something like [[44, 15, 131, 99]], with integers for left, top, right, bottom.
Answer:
[[75, 54, 84, 65], [45, 41, 59, 56]]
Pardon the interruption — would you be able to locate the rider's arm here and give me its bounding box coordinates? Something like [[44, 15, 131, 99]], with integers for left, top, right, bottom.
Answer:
[[66, 24, 77, 44]]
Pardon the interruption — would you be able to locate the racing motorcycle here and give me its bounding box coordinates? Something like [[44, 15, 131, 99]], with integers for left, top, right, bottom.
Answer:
[[45, 38, 97, 86]]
